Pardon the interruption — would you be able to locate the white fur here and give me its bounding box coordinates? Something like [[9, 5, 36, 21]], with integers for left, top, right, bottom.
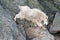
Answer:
[[14, 6, 48, 27]]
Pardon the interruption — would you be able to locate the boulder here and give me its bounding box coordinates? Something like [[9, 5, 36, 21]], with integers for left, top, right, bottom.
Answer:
[[49, 12, 60, 33]]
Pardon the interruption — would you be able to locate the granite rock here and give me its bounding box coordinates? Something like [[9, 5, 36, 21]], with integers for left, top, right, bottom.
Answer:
[[49, 12, 60, 33], [0, 5, 26, 40]]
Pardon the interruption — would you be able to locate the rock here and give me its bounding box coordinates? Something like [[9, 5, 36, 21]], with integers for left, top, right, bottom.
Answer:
[[54, 33, 60, 40], [45, 0, 60, 11], [0, 5, 26, 40], [32, 30, 54, 40], [32, 31, 54, 40], [25, 0, 44, 10], [0, 0, 27, 17], [53, 0, 60, 10], [49, 12, 60, 33]]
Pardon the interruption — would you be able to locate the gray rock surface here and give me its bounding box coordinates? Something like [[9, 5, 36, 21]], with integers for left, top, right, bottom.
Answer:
[[53, 0, 60, 10], [25, 0, 44, 10], [0, 0, 28, 18], [0, 5, 26, 40], [49, 12, 60, 33], [45, 0, 60, 11]]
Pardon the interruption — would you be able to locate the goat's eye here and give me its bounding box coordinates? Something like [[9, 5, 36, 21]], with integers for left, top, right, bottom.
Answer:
[[41, 20, 44, 24]]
